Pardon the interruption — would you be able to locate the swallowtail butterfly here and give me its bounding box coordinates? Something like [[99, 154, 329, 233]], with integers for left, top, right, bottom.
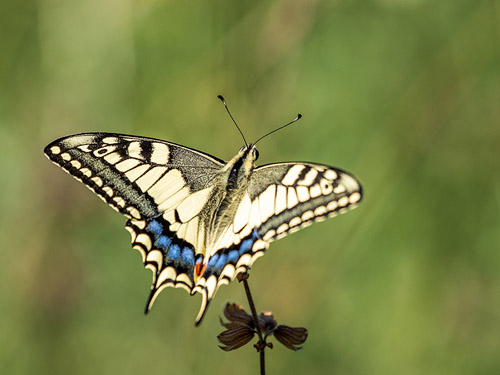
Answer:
[[44, 100, 362, 325]]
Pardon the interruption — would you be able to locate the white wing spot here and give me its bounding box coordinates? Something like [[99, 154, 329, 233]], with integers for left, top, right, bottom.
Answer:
[[349, 192, 361, 204], [298, 168, 318, 186], [277, 223, 288, 234], [102, 186, 114, 197], [146, 250, 164, 268], [125, 226, 137, 243], [287, 187, 299, 209], [61, 153, 71, 161], [282, 165, 306, 186], [236, 254, 252, 268], [263, 229, 276, 241], [310, 183, 321, 198], [91, 176, 103, 187], [93, 146, 116, 157], [327, 200, 338, 211], [176, 273, 193, 288], [104, 152, 122, 165], [125, 164, 150, 182], [136, 233, 152, 251], [219, 264, 236, 281], [80, 168, 92, 177], [116, 158, 140, 172], [127, 206, 142, 219], [150, 142, 170, 164], [239, 225, 252, 240], [157, 186, 190, 212], [275, 185, 287, 215], [130, 219, 146, 230], [157, 267, 177, 286], [128, 141, 143, 159], [249, 198, 261, 227], [289, 216, 301, 227], [135, 166, 168, 192], [320, 179, 333, 195], [314, 206, 327, 216], [176, 186, 214, 223], [301, 210, 314, 221], [77, 145, 92, 152], [252, 240, 267, 252], [296, 186, 310, 202], [333, 185, 346, 194], [338, 196, 349, 207], [103, 137, 119, 144], [70, 160, 81, 169], [324, 169, 338, 180], [259, 185, 276, 222], [113, 196, 126, 207], [206, 275, 218, 298], [50, 146, 61, 154], [234, 194, 251, 233], [148, 169, 185, 205]]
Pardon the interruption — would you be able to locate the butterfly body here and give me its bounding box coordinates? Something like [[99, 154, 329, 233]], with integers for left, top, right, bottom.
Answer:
[[45, 132, 362, 324]]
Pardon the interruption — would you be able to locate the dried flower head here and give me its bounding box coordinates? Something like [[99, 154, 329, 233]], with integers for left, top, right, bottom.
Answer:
[[273, 325, 308, 351], [217, 303, 308, 352]]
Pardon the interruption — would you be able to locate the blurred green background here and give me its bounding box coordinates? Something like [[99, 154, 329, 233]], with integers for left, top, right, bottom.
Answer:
[[1, 0, 499, 374]]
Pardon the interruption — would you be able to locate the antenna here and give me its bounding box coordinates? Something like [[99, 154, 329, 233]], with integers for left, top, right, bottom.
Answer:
[[253, 114, 302, 146], [217, 95, 248, 147]]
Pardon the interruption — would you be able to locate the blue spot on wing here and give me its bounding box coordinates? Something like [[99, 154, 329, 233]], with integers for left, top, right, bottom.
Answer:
[[149, 220, 163, 236], [252, 229, 261, 240], [214, 254, 228, 269], [157, 235, 172, 249], [181, 247, 195, 266], [168, 244, 181, 260], [240, 239, 253, 253], [207, 253, 219, 267], [227, 250, 239, 262]]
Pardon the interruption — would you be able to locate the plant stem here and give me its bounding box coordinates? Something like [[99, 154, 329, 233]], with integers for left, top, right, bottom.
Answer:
[[240, 273, 266, 375]]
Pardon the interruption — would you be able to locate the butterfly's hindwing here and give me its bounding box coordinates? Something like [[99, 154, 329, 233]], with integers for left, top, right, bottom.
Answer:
[[125, 217, 198, 309]]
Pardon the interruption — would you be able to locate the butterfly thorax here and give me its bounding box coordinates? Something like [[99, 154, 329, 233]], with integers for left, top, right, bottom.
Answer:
[[209, 145, 258, 245], [224, 145, 257, 192]]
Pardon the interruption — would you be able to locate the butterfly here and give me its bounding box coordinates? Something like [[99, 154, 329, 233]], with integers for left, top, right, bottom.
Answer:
[[44, 98, 363, 325]]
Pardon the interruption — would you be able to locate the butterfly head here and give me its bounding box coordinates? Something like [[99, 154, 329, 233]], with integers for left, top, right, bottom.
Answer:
[[239, 145, 259, 162]]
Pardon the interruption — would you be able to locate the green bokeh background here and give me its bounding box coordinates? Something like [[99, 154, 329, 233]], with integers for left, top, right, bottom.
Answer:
[[1, 0, 499, 374]]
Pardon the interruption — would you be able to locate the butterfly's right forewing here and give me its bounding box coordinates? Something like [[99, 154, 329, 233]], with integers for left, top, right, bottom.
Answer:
[[44, 133, 224, 219]]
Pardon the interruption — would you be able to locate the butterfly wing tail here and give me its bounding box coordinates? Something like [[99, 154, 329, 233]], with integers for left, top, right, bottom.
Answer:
[[193, 287, 211, 326]]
